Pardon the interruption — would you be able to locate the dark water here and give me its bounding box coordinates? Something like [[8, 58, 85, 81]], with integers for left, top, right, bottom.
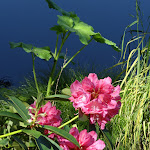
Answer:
[[0, 0, 149, 86]]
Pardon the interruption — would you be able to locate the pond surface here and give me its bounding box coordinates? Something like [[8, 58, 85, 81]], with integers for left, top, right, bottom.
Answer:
[[0, 0, 149, 85]]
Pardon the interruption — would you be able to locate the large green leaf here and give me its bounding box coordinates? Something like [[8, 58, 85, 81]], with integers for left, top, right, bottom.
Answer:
[[32, 47, 52, 61], [57, 15, 74, 31], [46, 0, 120, 50], [9, 42, 52, 61], [0, 111, 23, 121], [6, 96, 30, 122], [45, 94, 70, 101], [57, 15, 95, 45], [43, 125, 80, 148], [22, 129, 41, 138], [73, 21, 95, 45], [93, 33, 121, 52]]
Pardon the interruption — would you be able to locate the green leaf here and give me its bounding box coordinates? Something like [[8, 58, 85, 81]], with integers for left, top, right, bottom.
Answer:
[[9, 42, 52, 61], [0, 138, 9, 146], [92, 33, 105, 43], [43, 135, 63, 150], [50, 25, 67, 34], [0, 111, 23, 121], [32, 47, 52, 61], [35, 135, 62, 150], [43, 125, 80, 148], [9, 42, 32, 53], [45, 0, 76, 17], [93, 33, 121, 52], [36, 93, 44, 110], [22, 129, 41, 138], [63, 125, 71, 133], [101, 128, 113, 150], [104, 38, 121, 52], [13, 136, 28, 150], [6, 96, 30, 122], [57, 15, 74, 31], [61, 88, 71, 96], [45, 94, 70, 101], [127, 20, 138, 28], [57, 15, 95, 45], [73, 21, 95, 45]]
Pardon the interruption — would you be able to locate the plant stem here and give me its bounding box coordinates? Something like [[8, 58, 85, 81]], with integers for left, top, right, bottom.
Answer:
[[0, 130, 22, 138], [136, 0, 140, 83], [58, 115, 79, 129], [54, 34, 59, 57], [46, 32, 71, 96], [32, 53, 40, 94], [47, 115, 79, 135], [51, 38, 94, 86]]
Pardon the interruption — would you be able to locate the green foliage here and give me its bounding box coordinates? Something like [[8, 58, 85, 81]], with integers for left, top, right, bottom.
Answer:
[[9, 42, 53, 61], [93, 33, 121, 52], [2, 0, 150, 149], [43, 126, 80, 148], [6, 96, 30, 122], [0, 138, 9, 147], [101, 128, 113, 150], [0, 111, 23, 122], [35, 135, 62, 150]]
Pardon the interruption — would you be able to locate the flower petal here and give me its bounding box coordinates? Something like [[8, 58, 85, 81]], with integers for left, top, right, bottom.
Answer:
[[86, 139, 106, 150]]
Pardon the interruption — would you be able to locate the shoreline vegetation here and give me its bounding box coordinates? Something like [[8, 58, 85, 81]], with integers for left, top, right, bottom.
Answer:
[[0, 0, 150, 149]]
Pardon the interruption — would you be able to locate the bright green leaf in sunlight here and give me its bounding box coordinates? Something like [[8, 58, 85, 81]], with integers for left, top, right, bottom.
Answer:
[[46, 0, 121, 50], [73, 21, 95, 45], [32, 47, 52, 61], [57, 15, 74, 32], [57, 15, 95, 45], [9, 42, 53, 61]]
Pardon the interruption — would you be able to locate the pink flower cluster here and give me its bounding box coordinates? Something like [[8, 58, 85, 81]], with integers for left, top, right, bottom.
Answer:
[[69, 73, 121, 130], [57, 127, 105, 150], [28, 101, 62, 127]]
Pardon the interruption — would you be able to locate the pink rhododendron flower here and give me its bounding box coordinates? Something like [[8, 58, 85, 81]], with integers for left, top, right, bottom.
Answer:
[[69, 73, 121, 129], [57, 127, 105, 150], [28, 101, 62, 127]]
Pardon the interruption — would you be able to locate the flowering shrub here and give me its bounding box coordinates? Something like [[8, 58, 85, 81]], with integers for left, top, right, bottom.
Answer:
[[28, 101, 62, 126], [57, 127, 105, 150], [69, 73, 121, 129], [0, 1, 122, 149]]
